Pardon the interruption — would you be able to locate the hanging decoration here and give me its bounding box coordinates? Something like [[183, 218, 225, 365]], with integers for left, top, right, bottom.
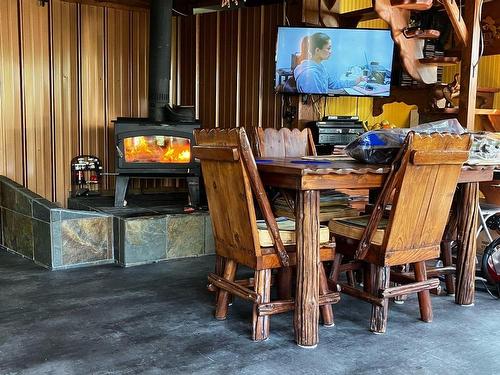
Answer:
[[221, 0, 242, 8]]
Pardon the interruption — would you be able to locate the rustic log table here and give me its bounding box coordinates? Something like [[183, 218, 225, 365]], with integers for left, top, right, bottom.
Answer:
[[256, 158, 494, 348]]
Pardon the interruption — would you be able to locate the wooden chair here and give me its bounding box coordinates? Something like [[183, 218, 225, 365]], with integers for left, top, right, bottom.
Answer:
[[254, 127, 317, 158], [193, 128, 339, 341], [254, 127, 362, 297], [328, 132, 472, 333], [253, 127, 340, 322]]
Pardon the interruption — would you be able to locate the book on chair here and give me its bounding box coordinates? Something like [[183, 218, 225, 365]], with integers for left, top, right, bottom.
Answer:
[[256, 217, 330, 247], [328, 216, 388, 246]]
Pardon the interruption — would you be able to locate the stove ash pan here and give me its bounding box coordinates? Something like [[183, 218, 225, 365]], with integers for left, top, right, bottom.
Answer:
[[113, 118, 201, 207]]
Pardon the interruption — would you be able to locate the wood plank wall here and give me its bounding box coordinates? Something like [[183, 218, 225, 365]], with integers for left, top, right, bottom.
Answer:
[[175, 3, 285, 130], [0, 0, 286, 205], [0, 0, 149, 205]]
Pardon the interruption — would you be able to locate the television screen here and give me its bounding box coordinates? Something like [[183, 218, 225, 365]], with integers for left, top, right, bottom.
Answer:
[[275, 27, 395, 97]]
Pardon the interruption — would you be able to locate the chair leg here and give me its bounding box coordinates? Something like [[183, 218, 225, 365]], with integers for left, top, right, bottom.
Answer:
[[319, 263, 334, 327], [370, 266, 390, 334], [414, 261, 433, 323], [328, 253, 344, 291], [440, 240, 455, 295], [252, 269, 272, 341], [346, 270, 356, 287], [214, 255, 226, 302], [393, 265, 409, 304], [276, 267, 293, 300], [215, 259, 237, 320]]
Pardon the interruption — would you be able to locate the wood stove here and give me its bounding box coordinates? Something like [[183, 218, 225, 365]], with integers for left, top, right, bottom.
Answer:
[[113, 117, 200, 207], [113, 0, 201, 207]]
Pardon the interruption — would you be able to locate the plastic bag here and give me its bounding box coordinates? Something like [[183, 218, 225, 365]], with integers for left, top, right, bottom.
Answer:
[[345, 119, 465, 164], [468, 132, 500, 165]]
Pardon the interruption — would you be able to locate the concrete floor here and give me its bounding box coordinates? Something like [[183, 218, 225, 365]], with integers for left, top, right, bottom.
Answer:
[[1, 249, 499, 375]]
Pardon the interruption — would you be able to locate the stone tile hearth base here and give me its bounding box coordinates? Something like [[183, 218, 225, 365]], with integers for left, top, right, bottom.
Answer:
[[0, 176, 215, 269]]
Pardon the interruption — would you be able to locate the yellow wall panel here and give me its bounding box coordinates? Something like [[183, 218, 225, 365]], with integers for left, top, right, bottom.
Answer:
[[0, 0, 24, 184]]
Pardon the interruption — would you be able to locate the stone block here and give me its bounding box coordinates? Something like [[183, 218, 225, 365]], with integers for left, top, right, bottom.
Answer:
[[166, 214, 205, 259], [123, 216, 167, 265], [1, 209, 34, 259], [33, 220, 52, 267], [51, 221, 63, 268], [60, 216, 113, 266], [0, 180, 41, 217], [33, 199, 59, 222]]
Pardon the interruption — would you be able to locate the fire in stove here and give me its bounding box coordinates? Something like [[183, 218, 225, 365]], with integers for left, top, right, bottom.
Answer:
[[124, 135, 191, 164]]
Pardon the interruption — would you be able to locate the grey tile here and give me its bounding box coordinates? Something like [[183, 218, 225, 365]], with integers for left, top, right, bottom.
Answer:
[[1, 209, 34, 259], [50, 221, 62, 268], [60, 217, 113, 266], [113, 217, 123, 263], [123, 217, 167, 265], [32, 199, 58, 222], [166, 214, 204, 259], [51, 209, 61, 222], [60, 209, 109, 221], [33, 220, 52, 268]]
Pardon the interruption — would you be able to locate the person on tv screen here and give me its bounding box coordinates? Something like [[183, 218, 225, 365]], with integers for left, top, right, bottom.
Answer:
[[293, 32, 364, 94]]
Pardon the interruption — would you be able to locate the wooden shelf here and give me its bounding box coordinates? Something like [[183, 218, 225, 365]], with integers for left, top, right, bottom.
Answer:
[[475, 109, 499, 115], [426, 108, 498, 116], [403, 29, 440, 39], [391, 0, 433, 11], [429, 108, 459, 114], [419, 57, 460, 66]]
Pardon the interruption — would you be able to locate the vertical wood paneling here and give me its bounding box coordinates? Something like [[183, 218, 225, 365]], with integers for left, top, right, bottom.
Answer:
[[81, 5, 106, 171], [0, 0, 24, 184], [260, 3, 284, 129], [239, 6, 261, 128], [21, 0, 52, 198], [52, 0, 79, 205], [199, 12, 217, 128], [218, 10, 238, 128], [131, 10, 149, 117], [106, 8, 131, 188], [178, 15, 196, 107]]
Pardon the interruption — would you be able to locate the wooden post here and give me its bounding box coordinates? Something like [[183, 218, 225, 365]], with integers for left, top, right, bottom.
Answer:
[[455, 183, 479, 305], [370, 266, 390, 334], [252, 269, 271, 341], [458, 0, 482, 130], [294, 190, 320, 347]]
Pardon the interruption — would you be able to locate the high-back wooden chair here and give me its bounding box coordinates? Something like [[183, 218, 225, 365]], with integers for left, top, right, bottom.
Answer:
[[254, 127, 317, 158], [193, 128, 339, 341], [329, 132, 472, 333]]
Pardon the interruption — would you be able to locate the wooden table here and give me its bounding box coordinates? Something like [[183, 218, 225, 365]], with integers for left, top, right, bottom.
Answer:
[[256, 158, 494, 348]]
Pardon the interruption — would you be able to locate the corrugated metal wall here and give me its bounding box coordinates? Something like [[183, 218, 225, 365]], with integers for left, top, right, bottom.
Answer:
[[176, 3, 285, 130], [0, 0, 149, 205], [1, 0, 498, 204]]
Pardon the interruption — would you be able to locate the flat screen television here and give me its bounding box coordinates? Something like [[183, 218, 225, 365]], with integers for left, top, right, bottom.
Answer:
[[275, 26, 395, 97]]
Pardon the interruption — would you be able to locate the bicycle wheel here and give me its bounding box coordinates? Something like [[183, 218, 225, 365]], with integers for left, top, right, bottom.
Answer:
[[481, 237, 500, 286]]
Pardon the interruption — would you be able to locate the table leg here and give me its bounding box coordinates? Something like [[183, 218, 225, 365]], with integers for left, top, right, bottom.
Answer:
[[294, 190, 320, 348], [455, 182, 479, 306]]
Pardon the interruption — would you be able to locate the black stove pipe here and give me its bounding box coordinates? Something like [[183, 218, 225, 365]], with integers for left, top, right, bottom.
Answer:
[[148, 0, 172, 123]]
